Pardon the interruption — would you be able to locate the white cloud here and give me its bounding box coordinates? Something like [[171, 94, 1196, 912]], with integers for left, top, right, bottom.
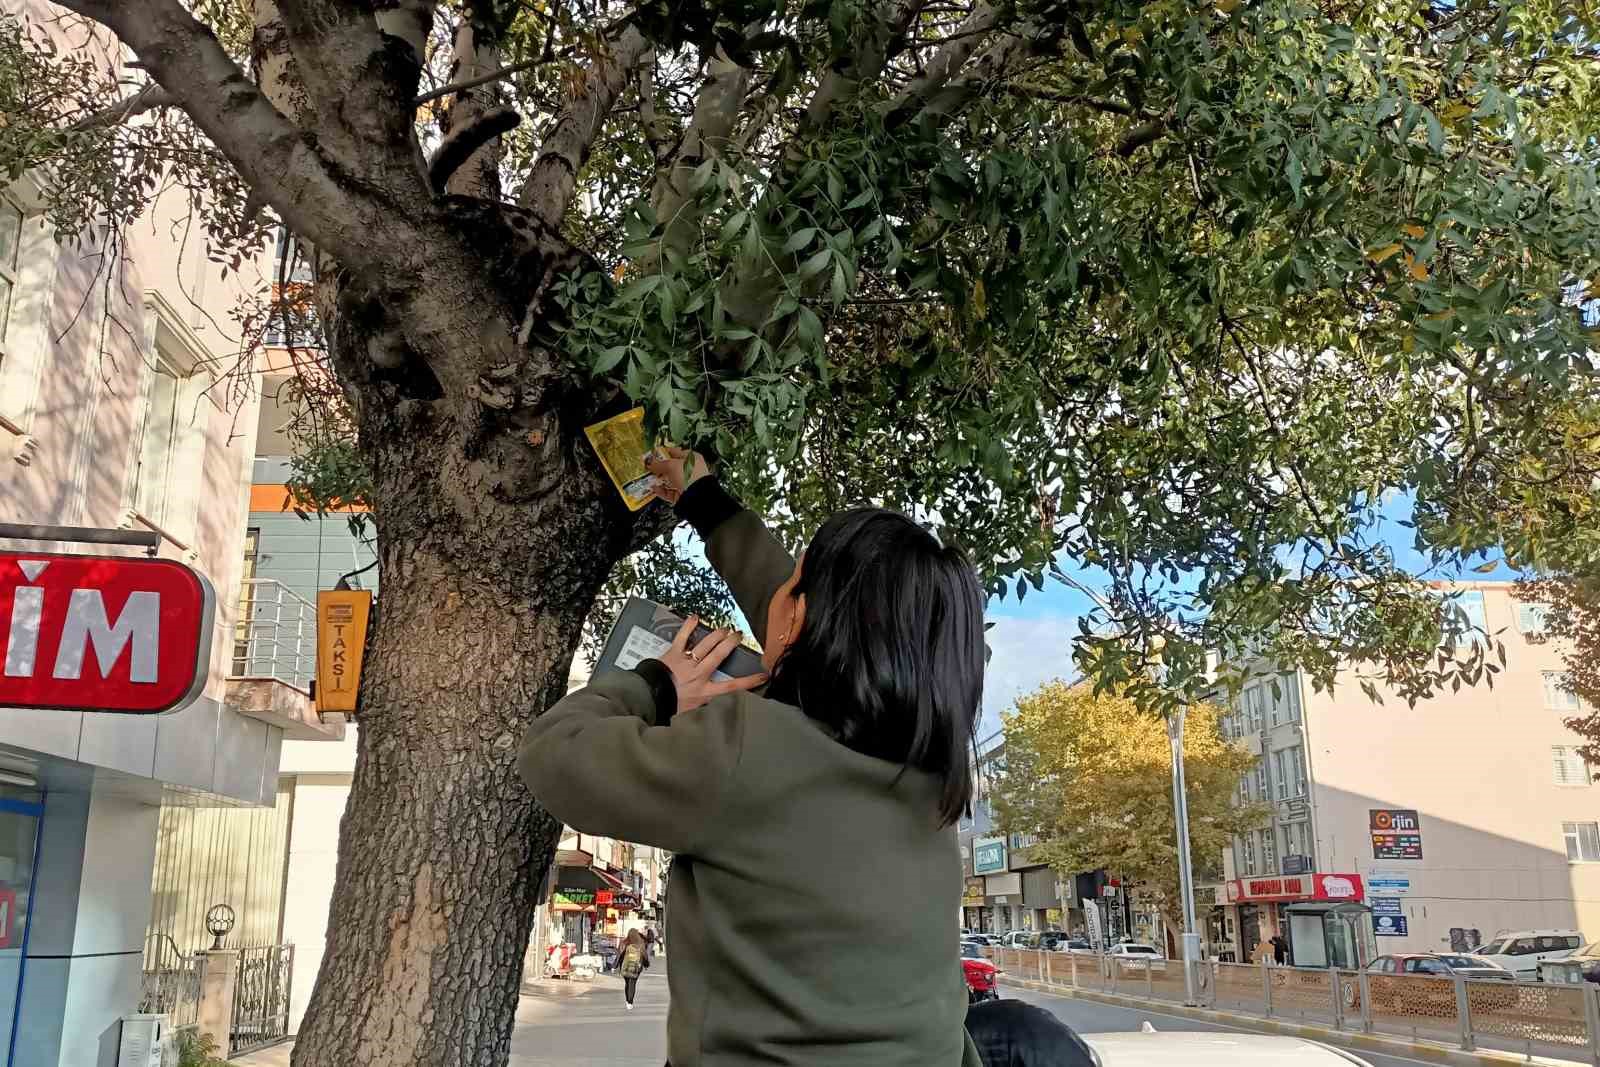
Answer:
[[980, 614, 1080, 739]]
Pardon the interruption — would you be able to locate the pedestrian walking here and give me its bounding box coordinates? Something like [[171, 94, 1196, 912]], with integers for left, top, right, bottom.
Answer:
[[1252, 936, 1275, 965], [522, 449, 1091, 1066], [618, 928, 650, 1010], [1271, 934, 1288, 966]]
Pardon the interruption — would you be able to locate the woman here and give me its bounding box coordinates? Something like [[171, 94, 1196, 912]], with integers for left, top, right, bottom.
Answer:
[[521, 449, 986, 1065], [619, 927, 651, 1011]]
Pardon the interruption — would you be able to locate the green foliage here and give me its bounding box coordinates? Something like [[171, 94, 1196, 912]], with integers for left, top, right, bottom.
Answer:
[[583, 536, 741, 665], [173, 1029, 228, 1067], [558, 0, 1600, 710]]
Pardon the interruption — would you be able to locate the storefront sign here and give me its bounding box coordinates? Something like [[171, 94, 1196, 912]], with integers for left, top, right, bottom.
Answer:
[[1370, 897, 1403, 916], [1226, 872, 1364, 904], [1370, 808, 1423, 859], [316, 590, 371, 713], [973, 836, 1007, 875], [0, 552, 214, 714], [962, 877, 985, 905], [552, 886, 597, 908], [1367, 869, 1412, 895]]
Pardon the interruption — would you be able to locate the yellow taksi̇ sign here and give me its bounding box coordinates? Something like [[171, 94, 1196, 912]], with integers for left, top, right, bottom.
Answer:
[[316, 590, 371, 713]]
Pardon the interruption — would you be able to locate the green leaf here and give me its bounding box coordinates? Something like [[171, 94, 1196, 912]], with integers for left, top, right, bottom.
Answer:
[[783, 227, 817, 254], [830, 261, 847, 306], [799, 248, 832, 278], [592, 345, 629, 375]]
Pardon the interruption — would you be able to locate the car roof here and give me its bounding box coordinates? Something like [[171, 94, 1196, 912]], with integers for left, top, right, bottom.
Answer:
[[1083, 1032, 1373, 1065]]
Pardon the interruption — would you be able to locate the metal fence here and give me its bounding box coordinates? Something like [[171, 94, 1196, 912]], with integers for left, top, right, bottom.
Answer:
[[989, 948, 1600, 1064], [231, 943, 295, 1056], [232, 578, 316, 690], [138, 934, 202, 1033]]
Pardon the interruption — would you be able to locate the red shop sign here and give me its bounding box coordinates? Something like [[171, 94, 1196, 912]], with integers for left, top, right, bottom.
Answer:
[[1226, 872, 1364, 904], [0, 552, 215, 714]]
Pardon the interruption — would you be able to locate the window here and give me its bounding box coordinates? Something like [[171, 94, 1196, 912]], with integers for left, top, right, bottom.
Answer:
[[1255, 762, 1268, 799], [1242, 834, 1257, 875], [1545, 672, 1583, 713], [1269, 674, 1302, 726], [1519, 603, 1550, 635], [1509, 938, 1538, 956], [232, 528, 260, 676], [1564, 821, 1600, 862], [1245, 686, 1265, 732], [1260, 829, 1275, 871], [1239, 774, 1252, 803], [131, 355, 184, 526], [1553, 747, 1592, 786], [1458, 590, 1487, 631], [0, 197, 21, 351], [1291, 746, 1307, 796]]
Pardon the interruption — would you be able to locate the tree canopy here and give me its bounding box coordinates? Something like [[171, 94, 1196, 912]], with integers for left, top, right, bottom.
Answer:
[[992, 680, 1266, 923], [4, 0, 1595, 715]]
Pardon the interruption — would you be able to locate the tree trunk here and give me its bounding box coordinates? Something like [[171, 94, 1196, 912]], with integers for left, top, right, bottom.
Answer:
[[291, 408, 628, 1066]]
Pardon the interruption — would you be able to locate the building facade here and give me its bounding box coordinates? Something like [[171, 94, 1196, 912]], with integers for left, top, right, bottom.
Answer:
[[1213, 583, 1600, 966], [0, 59, 335, 1063]]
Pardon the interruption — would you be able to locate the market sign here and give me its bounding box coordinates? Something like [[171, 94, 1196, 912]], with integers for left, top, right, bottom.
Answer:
[[0, 552, 214, 714], [1226, 872, 1364, 904], [973, 836, 1007, 875], [1370, 808, 1423, 860], [552, 886, 596, 908], [316, 590, 371, 713], [962, 877, 985, 905]]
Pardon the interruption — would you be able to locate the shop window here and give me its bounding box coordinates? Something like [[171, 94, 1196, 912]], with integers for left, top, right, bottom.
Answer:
[[1518, 603, 1550, 635]]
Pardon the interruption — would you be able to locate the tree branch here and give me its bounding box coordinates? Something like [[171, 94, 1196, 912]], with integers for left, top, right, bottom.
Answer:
[[649, 46, 752, 261], [802, 0, 928, 129], [68, 83, 176, 131], [519, 26, 650, 225], [53, 0, 400, 272], [883, 3, 1000, 125], [1117, 119, 1168, 157], [415, 57, 542, 106]]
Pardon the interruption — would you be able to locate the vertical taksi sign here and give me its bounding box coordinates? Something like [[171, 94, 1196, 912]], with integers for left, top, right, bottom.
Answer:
[[0, 551, 214, 714], [1370, 808, 1424, 859], [316, 590, 371, 713]]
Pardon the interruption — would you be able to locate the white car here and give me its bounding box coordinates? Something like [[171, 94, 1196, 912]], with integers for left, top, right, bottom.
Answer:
[[1084, 1028, 1376, 1065], [1470, 930, 1582, 979], [1106, 942, 1164, 960]]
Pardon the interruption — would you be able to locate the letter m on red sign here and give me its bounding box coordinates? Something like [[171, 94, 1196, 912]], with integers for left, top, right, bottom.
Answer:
[[0, 553, 215, 714]]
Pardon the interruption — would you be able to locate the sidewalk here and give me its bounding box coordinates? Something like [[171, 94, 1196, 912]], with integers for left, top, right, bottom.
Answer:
[[229, 970, 669, 1066]]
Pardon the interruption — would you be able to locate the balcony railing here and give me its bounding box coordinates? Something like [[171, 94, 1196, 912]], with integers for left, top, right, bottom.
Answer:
[[231, 579, 315, 692]]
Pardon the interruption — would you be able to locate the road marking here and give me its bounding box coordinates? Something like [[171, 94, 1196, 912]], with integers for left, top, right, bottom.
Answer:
[[1005, 983, 1476, 1067]]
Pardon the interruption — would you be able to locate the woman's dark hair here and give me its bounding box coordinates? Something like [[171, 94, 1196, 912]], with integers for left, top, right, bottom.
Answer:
[[766, 508, 984, 826]]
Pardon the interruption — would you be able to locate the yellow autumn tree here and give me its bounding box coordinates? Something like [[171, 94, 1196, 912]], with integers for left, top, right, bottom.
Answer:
[[993, 681, 1267, 936]]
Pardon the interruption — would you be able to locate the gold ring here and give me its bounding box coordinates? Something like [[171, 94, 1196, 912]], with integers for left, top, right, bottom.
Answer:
[[684, 650, 697, 662]]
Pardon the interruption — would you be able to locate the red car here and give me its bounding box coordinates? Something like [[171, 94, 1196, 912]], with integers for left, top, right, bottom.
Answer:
[[962, 943, 1001, 1003]]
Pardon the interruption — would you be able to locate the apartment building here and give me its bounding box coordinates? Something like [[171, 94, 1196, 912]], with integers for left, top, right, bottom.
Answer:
[[0, 39, 336, 1064], [1211, 583, 1600, 967]]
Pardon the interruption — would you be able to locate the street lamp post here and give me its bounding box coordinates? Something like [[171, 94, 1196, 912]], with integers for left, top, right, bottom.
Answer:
[[1165, 704, 1203, 1006]]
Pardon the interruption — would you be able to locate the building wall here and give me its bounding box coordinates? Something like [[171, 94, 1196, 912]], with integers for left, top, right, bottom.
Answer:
[[1304, 584, 1600, 951], [1220, 584, 1600, 956]]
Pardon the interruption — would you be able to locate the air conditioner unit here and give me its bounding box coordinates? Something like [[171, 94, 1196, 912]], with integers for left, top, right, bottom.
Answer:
[[118, 1014, 171, 1067]]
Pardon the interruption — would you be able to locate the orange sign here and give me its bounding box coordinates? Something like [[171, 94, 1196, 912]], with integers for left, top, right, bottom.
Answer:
[[316, 590, 371, 713]]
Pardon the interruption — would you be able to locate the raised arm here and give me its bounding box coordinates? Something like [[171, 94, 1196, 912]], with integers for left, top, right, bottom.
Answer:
[[647, 449, 797, 648], [518, 664, 746, 855]]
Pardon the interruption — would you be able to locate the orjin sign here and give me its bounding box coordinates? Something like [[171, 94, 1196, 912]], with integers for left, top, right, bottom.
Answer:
[[0, 552, 215, 714], [1225, 872, 1364, 904]]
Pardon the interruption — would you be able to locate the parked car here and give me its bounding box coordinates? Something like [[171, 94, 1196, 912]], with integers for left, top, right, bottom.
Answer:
[[1036, 931, 1067, 951], [1084, 1026, 1378, 1065], [1470, 930, 1582, 979], [1055, 937, 1093, 952], [1107, 942, 1165, 960], [1361, 954, 1517, 1014], [1000, 931, 1035, 948], [961, 943, 1001, 1003], [1368, 953, 1514, 980], [1539, 941, 1600, 985]]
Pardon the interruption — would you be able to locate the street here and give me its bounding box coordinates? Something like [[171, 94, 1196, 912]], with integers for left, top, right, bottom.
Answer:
[[237, 970, 1527, 1067]]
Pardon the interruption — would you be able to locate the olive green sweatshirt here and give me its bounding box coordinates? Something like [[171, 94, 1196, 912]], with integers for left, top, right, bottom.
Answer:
[[520, 482, 983, 1067]]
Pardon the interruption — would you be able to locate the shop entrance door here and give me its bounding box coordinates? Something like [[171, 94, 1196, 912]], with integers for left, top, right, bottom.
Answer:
[[0, 795, 43, 1067]]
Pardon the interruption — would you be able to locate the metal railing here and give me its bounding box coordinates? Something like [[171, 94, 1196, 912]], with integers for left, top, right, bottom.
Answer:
[[138, 934, 202, 1033], [231, 943, 295, 1056], [231, 579, 316, 691], [990, 948, 1600, 1064]]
